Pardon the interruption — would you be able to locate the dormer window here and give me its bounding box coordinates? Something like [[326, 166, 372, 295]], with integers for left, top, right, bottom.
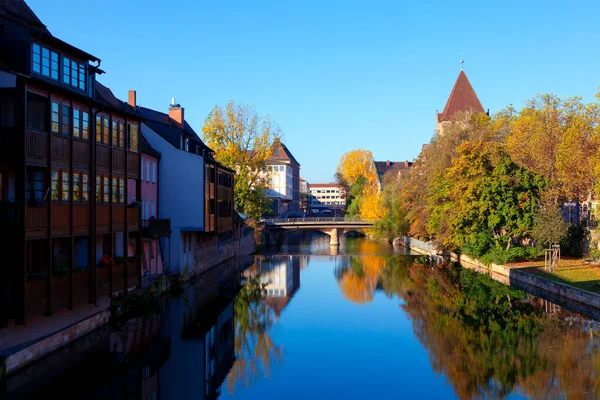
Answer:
[[31, 44, 86, 91], [32, 44, 59, 81], [63, 57, 86, 90]]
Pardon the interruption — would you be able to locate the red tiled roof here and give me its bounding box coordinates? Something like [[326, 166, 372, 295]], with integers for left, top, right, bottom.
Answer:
[[437, 70, 485, 122], [267, 138, 300, 166]]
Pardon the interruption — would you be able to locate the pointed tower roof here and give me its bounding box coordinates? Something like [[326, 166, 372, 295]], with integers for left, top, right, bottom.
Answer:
[[437, 70, 485, 122]]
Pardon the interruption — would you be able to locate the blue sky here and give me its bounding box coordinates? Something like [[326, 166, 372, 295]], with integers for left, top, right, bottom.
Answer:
[[28, 0, 600, 182]]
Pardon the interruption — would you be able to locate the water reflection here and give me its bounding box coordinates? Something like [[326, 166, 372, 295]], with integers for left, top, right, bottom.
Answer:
[[4, 240, 600, 399]]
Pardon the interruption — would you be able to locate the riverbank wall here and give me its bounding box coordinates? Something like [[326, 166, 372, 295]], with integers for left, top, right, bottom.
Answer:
[[398, 236, 600, 311], [0, 227, 256, 379]]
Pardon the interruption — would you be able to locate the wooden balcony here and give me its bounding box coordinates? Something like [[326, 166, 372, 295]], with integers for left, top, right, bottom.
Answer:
[[96, 204, 110, 233], [73, 140, 91, 170], [74, 203, 90, 234], [51, 203, 70, 236], [112, 205, 125, 232], [51, 135, 70, 168], [25, 130, 48, 166], [96, 145, 111, 173], [112, 148, 126, 174], [142, 219, 171, 238], [26, 204, 48, 239]]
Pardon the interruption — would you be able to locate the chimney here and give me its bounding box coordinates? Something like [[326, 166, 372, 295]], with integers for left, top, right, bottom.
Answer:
[[385, 160, 390, 166], [405, 160, 409, 167], [169, 97, 184, 127], [128, 90, 136, 107]]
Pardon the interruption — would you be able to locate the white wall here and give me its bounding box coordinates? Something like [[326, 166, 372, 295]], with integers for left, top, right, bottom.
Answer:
[[142, 124, 205, 273]]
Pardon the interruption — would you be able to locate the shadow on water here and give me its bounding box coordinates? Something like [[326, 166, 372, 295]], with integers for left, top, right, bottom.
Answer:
[[3, 237, 600, 399]]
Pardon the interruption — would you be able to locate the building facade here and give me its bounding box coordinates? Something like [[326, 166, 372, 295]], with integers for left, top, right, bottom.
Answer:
[[309, 183, 346, 212], [133, 96, 234, 274], [265, 139, 301, 214], [0, 1, 142, 327]]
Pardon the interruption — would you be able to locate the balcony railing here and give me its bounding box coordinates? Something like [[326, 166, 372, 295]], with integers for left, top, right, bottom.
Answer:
[[142, 219, 172, 238]]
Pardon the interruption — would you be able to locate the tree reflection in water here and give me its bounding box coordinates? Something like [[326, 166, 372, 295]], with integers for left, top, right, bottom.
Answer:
[[336, 252, 600, 400], [227, 275, 282, 395]]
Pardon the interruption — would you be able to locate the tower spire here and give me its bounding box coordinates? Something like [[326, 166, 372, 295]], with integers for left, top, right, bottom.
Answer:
[[460, 52, 464, 71]]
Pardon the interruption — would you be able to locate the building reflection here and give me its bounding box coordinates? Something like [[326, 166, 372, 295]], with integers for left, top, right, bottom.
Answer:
[[244, 255, 301, 319], [1, 256, 254, 400]]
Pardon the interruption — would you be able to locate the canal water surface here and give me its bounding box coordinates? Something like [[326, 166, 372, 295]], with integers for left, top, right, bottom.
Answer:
[[3, 235, 600, 399]]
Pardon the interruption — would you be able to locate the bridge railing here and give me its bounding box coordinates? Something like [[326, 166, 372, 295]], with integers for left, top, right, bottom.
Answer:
[[262, 217, 372, 224]]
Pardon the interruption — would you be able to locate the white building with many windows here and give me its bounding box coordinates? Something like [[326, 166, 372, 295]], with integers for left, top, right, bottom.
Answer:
[[309, 183, 345, 211]]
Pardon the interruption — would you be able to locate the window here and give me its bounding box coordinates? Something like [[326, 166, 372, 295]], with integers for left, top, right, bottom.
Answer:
[[32, 44, 59, 80], [151, 200, 155, 217], [61, 172, 69, 201], [61, 104, 70, 136], [146, 160, 150, 183], [72, 172, 89, 202], [112, 121, 118, 146], [152, 162, 156, 183], [118, 122, 125, 148], [128, 124, 139, 152], [141, 158, 144, 181], [62, 57, 86, 90], [112, 178, 118, 203], [51, 171, 59, 201], [103, 177, 109, 203], [141, 198, 145, 218], [73, 109, 80, 138], [96, 176, 101, 202], [280, 166, 284, 171], [96, 116, 102, 143], [119, 178, 125, 203], [145, 199, 149, 219], [103, 118, 109, 145], [73, 173, 80, 202], [51, 102, 59, 134], [82, 173, 89, 201]]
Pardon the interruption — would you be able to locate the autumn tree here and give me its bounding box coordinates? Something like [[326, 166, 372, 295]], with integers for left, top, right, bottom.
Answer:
[[336, 149, 381, 219], [504, 94, 599, 201], [202, 101, 280, 220]]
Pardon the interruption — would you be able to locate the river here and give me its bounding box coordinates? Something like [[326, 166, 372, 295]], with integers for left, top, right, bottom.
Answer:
[[2, 234, 600, 399]]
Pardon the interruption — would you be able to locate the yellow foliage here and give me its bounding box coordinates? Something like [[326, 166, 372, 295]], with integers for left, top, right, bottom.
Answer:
[[336, 149, 377, 187]]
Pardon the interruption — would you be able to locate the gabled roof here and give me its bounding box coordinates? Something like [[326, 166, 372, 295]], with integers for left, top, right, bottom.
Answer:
[[2, 0, 100, 63], [137, 106, 213, 154], [437, 70, 485, 122], [374, 160, 412, 178], [141, 135, 160, 159], [95, 81, 141, 116], [267, 138, 300, 166], [0, 0, 46, 31]]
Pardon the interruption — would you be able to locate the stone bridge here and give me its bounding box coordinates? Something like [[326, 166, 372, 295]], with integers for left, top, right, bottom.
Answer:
[[262, 217, 375, 246]]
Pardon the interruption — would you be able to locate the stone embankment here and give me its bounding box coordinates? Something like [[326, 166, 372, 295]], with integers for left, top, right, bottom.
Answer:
[[398, 236, 600, 311]]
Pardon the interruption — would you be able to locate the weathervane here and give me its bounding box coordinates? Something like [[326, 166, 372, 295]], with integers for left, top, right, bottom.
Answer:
[[460, 52, 464, 70]]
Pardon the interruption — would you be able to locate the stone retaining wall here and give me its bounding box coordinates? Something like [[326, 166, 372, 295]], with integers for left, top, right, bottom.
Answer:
[[400, 236, 600, 311], [1, 310, 109, 378]]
